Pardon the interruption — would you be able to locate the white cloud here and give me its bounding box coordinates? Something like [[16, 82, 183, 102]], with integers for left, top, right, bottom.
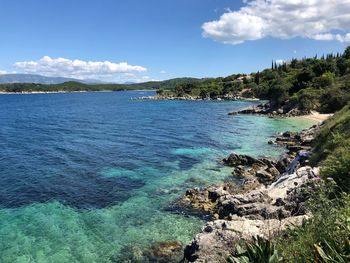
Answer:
[[14, 56, 147, 81], [0, 70, 7, 75], [159, 70, 167, 74], [202, 0, 350, 44], [275, 59, 284, 65]]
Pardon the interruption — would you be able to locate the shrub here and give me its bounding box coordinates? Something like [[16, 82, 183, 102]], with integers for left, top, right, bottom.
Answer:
[[311, 102, 350, 163], [321, 145, 350, 192], [227, 236, 282, 263], [320, 85, 350, 113], [296, 87, 322, 111], [277, 183, 349, 262]]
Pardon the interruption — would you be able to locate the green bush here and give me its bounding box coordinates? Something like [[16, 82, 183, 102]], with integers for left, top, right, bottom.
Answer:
[[311, 102, 350, 163], [321, 145, 350, 192], [320, 85, 350, 113], [227, 236, 282, 263], [296, 87, 322, 111], [277, 183, 350, 262]]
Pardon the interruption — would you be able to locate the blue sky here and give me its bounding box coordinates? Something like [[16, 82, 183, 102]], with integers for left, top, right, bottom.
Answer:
[[0, 0, 349, 82]]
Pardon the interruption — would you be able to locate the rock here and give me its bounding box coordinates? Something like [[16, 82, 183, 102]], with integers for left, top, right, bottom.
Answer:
[[147, 240, 183, 263], [233, 165, 246, 177], [118, 245, 145, 262], [180, 123, 323, 262], [183, 216, 309, 262], [276, 155, 294, 173], [267, 167, 280, 178], [273, 124, 321, 149], [287, 145, 310, 153], [256, 169, 274, 183], [282, 131, 297, 138], [208, 187, 229, 202], [223, 153, 265, 167]]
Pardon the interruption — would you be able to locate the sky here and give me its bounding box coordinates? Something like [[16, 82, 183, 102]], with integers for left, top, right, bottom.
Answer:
[[0, 0, 350, 83]]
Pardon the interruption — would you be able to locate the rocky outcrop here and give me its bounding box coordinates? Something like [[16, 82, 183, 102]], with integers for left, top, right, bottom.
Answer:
[[118, 240, 183, 263], [228, 102, 309, 117], [180, 124, 321, 262], [223, 153, 281, 184], [182, 166, 318, 262], [183, 215, 309, 263], [131, 95, 258, 101]]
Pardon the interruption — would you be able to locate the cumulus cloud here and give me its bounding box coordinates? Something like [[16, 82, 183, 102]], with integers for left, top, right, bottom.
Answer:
[[202, 0, 350, 44], [14, 56, 147, 80], [0, 70, 7, 75]]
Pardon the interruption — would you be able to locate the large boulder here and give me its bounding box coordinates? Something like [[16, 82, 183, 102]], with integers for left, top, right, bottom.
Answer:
[[223, 153, 268, 167]]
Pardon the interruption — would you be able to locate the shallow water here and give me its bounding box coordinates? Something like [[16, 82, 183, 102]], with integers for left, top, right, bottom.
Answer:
[[0, 91, 315, 262]]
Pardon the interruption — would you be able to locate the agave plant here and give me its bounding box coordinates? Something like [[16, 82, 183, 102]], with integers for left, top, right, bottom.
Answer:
[[227, 236, 282, 263], [314, 239, 350, 263]]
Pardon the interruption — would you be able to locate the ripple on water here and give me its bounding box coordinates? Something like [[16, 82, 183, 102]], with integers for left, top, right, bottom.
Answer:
[[0, 174, 145, 209], [0, 92, 317, 262]]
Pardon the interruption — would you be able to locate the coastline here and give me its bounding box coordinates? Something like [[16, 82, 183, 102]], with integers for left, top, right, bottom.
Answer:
[[299, 111, 333, 122], [0, 90, 101, 95], [178, 114, 331, 262], [130, 94, 260, 101], [0, 89, 155, 95]]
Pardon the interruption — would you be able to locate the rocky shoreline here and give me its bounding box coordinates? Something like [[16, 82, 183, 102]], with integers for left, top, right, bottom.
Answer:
[[175, 123, 322, 262], [117, 118, 323, 262], [130, 95, 259, 101], [228, 102, 309, 117]]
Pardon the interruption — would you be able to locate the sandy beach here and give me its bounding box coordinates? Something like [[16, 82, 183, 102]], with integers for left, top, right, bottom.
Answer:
[[301, 110, 333, 122]]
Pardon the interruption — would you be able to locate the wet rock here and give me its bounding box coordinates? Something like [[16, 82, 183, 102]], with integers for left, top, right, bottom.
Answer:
[[267, 166, 280, 178], [117, 245, 145, 263], [256, 169, 274, 183], [273, 124, 321, 149], [147, 240, 183, 263], [223, 153, 266, 167], [276, 155, 294, 174], [208, 187, 229, 202]]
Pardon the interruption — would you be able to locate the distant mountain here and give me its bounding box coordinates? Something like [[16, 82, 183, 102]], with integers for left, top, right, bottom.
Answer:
[[0, 74, 105, 84]]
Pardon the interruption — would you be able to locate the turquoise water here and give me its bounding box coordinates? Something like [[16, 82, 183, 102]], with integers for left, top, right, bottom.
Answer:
[[0, 91, 315, 262]]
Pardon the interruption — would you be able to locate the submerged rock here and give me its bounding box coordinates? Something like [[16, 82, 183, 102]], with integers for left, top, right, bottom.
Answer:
[[117, 241, 183, 263], [146, 240, 183, 263]]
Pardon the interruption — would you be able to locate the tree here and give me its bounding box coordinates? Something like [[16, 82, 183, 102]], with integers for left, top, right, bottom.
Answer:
[[268, 78, 290, 108], [343, 46, 350, 59], [290, 67, 314, 94], [314, 72, 335, 88], [254, 71, 260, 85]]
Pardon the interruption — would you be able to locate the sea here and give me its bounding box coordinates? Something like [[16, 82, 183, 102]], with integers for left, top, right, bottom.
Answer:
[[0, 91, 315, 262]]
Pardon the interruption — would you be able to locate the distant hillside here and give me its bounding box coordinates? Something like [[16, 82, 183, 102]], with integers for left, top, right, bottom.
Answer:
[[0, 74, 105, 85], [0, 77, 203, 93]]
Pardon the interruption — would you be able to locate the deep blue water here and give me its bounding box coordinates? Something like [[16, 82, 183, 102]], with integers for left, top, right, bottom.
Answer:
[[0, 91, 315, 262]]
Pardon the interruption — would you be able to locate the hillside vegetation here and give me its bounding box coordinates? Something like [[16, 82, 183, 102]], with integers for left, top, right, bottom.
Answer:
[[226, 103, 350, 262], [277, 102, 350, 261], [159, 46, 350, 113], [0, 78, 201, 93]]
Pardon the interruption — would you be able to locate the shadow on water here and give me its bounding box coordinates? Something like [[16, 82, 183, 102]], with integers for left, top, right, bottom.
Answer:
[[0, 173, 145, 209]]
